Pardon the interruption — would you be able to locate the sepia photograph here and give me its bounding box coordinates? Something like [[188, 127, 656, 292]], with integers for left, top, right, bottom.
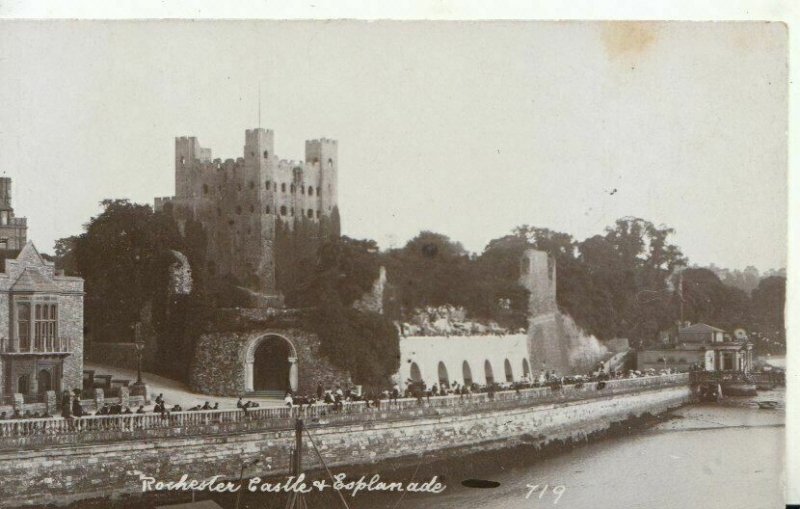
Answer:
[[0, 13, 792, 509]]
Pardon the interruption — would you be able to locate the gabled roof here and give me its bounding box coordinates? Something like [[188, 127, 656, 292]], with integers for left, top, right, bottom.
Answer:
[[16, 241, 46, 267], [679, 323, 726, 334], [10, 267, 60, 293]]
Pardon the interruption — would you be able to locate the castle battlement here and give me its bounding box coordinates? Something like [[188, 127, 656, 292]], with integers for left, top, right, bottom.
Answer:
[[157, 127, 340, 294]]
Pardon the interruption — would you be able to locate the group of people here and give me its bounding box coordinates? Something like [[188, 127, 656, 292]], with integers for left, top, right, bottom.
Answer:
[[0, 409, 52, 420]]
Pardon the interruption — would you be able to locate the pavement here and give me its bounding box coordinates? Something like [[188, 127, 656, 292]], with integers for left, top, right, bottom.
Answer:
[[84, 362, 284, 410]]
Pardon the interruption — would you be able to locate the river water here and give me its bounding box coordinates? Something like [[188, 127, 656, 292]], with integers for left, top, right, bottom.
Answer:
[[362, 397, 785, 509]]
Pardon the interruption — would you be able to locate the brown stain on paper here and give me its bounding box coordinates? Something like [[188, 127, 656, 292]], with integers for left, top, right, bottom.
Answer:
[[601, 22, 657, 60]]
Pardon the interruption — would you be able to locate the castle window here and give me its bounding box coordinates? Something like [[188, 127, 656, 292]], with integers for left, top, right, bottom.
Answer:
[[307, 209, 313, 219], [228, 219, 235, 226], [317, 187, 321, 195], [327, 158, 333, 168], [281, 183, 286, 193], [250, 151, 255, 157], [266, 206, 271, 214], [290, 207, 294, 216], [180, 157, 186, 165], [312, 157, 319, 164], [301, 186, 305, 195], [263, 150, 269, 159], [0, 238, 7, 249], [236, 206, 242, 215], [249, 181, 255, 189], [202, 184, 209, 195], [290, 184, 295, 193], [265, 180, 271, 190], [316, 210, 320, 218], [249, 205, 255, 213], [273, 182, 277, 191], [308, 187, 314, 197], [280, 206, 287, 216]]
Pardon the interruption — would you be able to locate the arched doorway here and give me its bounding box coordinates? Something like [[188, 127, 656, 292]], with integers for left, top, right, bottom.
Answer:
[[244, 335, 298, 394], [437, 361, 449, 388], [17, 374, 29, 395], [484, 360, 494, 385], [504, 359, 514, 382], [462, 361, 473, 387], [37, 369, 52, 394], [522, 358, 531, 379], [409, 362, 422, 383]]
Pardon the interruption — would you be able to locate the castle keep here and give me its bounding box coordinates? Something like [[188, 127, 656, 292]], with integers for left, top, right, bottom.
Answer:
[[155, 128, 339, 294]]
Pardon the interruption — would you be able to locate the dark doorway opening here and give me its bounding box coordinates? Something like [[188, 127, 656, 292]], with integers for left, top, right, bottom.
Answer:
[[37, 369, 52, 394], [253, 337, 290, 393]]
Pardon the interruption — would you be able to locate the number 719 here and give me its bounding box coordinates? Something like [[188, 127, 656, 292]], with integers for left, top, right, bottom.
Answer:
[[525, 484, 566, 504]]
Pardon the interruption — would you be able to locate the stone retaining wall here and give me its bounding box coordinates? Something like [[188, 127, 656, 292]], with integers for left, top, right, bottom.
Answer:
[[0, 381, 691, 507]]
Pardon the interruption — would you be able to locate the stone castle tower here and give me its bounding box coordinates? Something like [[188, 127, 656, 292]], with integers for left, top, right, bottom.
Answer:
[[0, 177, 28, 252], [519, 249, 570, 375], [155, 128, 339, 295]]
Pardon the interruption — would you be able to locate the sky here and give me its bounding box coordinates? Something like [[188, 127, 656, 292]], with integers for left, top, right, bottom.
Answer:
[[0, 20, 788, 271]]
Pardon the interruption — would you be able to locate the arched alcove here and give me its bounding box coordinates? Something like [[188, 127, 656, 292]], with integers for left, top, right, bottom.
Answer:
[[484, 360, 494, 385], [409, 362, 422, 383], [504, 358, 514, 382], [37, 369, 52, 394], [437, 361, 449, 388], [522, 358, 531, 379], [462, 361, 473, 386], [243, 334, 298, 394]]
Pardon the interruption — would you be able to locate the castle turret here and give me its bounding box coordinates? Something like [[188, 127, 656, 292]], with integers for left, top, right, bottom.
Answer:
[[0, 177, 28, 251], [175, 137, 212, 199], [305, 139, 338, 216]]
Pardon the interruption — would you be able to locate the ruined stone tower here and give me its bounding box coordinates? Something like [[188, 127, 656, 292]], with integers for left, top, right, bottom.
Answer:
[[155, 128, 339, 296], [519, 249, 570, 375], [0, 177, 28, 252]]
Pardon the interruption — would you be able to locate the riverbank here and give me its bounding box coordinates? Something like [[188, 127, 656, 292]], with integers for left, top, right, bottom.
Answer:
[[1, 375, 691, 508], [66, 388, 782, 509]]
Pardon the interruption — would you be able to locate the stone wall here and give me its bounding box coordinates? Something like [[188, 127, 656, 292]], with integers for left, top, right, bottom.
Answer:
[[190, 327, 350, 396], [84, 342, 140, 371], [398, 334, 531, 387], [0, 382, 691, 508]]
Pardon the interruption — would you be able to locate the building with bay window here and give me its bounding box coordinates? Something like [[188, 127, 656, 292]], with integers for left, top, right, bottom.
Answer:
[[0, 241, 84, 402]]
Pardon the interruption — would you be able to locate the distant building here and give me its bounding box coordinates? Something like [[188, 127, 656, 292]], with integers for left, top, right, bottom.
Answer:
[[0, 179, 84, 401], [677, 323, 725, 344], [637, 322, 752, 373], [0, 177, 27, 252]]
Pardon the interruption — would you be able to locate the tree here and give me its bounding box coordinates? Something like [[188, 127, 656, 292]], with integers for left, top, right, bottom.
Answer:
[[292, 236, 401, 386], [750, 276, 786, 352]]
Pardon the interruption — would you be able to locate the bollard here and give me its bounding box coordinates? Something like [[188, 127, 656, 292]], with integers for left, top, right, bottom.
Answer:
[[45, 390, 57, 416], [119, 386, 130, 409], [94, 388, 104, 411]]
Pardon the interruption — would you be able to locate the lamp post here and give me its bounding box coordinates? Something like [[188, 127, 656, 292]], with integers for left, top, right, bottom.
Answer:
[[235, 458, 260, 509], [134, 322, 145, 384]]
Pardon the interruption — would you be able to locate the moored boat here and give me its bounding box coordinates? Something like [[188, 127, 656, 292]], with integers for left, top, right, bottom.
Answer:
[[722, 381, 757, 397]]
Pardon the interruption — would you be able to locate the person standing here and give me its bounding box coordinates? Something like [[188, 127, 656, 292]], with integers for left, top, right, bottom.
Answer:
[[61, 390, 72, 419]]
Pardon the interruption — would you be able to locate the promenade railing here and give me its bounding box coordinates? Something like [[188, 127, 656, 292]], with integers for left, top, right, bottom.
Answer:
[[0, 373, 688, 450]]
